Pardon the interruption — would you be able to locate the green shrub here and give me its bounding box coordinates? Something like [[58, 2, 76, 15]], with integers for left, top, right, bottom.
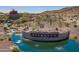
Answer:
[[12, 47, 20, 52]]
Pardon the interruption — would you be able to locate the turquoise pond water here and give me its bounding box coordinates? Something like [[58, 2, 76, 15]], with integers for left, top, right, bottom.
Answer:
[[11, 34, 79, 52]]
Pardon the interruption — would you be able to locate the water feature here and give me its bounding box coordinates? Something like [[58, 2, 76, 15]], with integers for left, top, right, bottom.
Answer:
[[11, 34, 79, 52]]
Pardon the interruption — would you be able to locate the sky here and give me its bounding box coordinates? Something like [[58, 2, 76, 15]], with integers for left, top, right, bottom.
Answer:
[[0, 6, 66, 13]]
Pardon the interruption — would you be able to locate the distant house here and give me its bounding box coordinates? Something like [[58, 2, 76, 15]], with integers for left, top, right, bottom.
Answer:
[[9, 9, 19, 20]]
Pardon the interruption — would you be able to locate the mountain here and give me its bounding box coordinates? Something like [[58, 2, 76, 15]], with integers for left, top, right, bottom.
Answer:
[[41, 6, 79, 16]]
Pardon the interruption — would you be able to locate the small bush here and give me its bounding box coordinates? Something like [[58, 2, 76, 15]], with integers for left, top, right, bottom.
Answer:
[[74, 25, 77, 28], [74, 36, 78, 39], [8, 38, 11, 41], [70, 35, 78, 40], [11, 47, 20, 52], [0, 38, 4, 41]]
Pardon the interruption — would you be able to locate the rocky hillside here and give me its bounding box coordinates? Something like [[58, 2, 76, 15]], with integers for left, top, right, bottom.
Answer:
[[36, 6, 79, 26], [41, 6, 79, 16], [12, 6, 79, 29], [1, 6, 79, 30]]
